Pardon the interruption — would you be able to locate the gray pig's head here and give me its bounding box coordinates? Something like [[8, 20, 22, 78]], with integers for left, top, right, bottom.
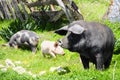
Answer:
[[55, 23, 85, 52]]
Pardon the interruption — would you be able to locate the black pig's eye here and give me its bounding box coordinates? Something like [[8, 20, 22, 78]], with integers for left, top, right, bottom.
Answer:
[[68, 33, 74, 40], [68, 32, 80, 40]]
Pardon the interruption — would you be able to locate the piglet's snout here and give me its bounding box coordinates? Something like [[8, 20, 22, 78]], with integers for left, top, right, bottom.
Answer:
[[60, 49, 65, 56]]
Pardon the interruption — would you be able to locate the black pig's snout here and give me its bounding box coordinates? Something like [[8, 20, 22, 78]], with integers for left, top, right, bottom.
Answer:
[[57, 39, 63, 46]]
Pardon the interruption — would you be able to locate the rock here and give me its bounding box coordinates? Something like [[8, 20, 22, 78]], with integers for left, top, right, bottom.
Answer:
[[49, 66, 62, 72], [39, 71, 46, 76], [5, 59, 15, 68], [1, 67, 7, 72], [12, 66, 26, 74]]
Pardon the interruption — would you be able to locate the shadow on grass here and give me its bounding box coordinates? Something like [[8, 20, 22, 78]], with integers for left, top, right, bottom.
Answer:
[[57, 66, 71, 75]]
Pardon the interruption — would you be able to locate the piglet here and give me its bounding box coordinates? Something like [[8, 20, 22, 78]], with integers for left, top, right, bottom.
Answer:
[[41, 40, 65, 58], [2, 30, 39, 54]]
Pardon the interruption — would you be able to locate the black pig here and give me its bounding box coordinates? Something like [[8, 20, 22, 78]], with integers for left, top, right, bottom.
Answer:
[[55, 20, 115, 70], [3, 30, 39, 54]]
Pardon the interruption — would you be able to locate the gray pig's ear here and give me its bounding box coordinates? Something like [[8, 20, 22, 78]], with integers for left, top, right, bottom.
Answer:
[[68, 24, 85, 34], [54, 25, 68, 35]]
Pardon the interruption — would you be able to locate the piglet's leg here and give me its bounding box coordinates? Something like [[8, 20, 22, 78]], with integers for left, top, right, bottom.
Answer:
[[42, 52, 46, 57], [49, 51, 56, 58]]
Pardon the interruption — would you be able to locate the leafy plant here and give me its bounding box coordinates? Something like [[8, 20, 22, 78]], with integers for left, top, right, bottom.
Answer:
[[114, 38, 120, 54], [0, 14, 68, 41], [0, 18, 37, 41], [0, 69, 33, 80]]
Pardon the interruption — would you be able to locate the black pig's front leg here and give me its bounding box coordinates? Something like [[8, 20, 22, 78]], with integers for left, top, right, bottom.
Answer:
[[80, 55, 89, 69]]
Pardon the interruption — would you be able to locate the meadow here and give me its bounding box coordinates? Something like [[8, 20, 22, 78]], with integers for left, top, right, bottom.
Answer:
[[0, 0, 120, 80]]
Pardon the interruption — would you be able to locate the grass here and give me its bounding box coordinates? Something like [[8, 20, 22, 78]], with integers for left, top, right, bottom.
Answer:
[[0, 0, 120, 80]]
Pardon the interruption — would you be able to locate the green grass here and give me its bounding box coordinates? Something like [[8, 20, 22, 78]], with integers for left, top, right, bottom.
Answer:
[[0, 0, 120, 80]]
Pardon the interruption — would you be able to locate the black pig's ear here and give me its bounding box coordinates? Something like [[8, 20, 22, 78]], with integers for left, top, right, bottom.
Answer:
[[68, 24, 85, 34], [54, 25, 68, 35]]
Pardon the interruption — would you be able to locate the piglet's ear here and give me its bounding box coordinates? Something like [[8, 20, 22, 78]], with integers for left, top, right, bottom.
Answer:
[[54, 42, 58, 47], [54, 25, 68, 35], [68, 24, 85, 34]]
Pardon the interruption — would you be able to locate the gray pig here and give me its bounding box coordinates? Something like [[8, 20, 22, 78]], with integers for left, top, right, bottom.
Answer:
[[55, 20, 115, 70], [3, 30, 39, 54], [41, 40, 65, 58]]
